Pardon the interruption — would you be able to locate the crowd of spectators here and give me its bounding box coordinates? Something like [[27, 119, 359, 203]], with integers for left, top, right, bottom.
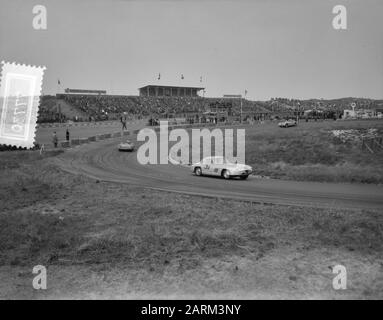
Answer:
[[55, 94, 251, 120], [37, 96, 67, 123], [39, 94, 374, 123], [37, 94, 274, 123], [57, 94, 206, 120]]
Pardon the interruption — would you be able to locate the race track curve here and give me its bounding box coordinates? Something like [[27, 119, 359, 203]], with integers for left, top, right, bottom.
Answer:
[[55, 138, 383, 210]]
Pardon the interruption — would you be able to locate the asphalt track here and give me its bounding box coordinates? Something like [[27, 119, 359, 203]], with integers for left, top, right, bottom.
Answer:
[[55, 136, 383, 210]]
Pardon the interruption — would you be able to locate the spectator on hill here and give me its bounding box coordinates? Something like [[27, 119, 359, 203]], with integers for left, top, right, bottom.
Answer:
[[66, 128, 70, 141], [53, 132, 58, 148], [121, 113, 127, 130]]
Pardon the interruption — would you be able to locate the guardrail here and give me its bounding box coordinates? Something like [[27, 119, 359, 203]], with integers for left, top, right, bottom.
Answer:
[[37, 120, 147, 129], [59, 122, 247, 149], [38, 121, 120, 128]]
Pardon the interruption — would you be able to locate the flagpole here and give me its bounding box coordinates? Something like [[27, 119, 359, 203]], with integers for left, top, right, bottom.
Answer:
[[240, 96, 243, 124], [56, 79, 61, 122]]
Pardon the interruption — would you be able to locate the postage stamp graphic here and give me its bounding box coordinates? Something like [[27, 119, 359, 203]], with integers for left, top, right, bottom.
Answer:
[[0, 61, 46, 148]]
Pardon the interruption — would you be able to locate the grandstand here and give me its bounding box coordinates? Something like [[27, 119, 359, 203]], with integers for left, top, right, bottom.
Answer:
[[38, 85, 382, 123], [138, 85, 204, 97], [38, 90, 271, 123]]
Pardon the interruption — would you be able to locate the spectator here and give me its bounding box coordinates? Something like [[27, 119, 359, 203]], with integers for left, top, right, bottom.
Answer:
[[53, 132, 58, 148]]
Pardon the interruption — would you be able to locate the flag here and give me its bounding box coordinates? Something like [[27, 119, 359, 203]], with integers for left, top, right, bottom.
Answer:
[[158, 73, 161, 80], [181, 74, 184, 80]]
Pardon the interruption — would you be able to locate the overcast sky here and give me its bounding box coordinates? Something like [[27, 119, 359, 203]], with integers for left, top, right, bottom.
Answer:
[[0, 0, 382, 100]]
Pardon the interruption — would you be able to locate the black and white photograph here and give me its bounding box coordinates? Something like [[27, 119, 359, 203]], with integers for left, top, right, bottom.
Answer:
[[0, 0, 382, 305]]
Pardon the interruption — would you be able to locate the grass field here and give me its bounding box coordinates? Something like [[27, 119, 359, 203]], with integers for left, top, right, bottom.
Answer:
[[0, 149, 382, 299], [207, 119, 383, 184], [171, 119, 383, 183], [244, 119, 383, 183]]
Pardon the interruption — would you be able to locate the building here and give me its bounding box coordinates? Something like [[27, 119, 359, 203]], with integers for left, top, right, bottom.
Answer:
[[375, 107, 383, 118], [343, 109, 356, 119], [223, 94, 242, 99], [138, 85, 205, 97], [343, 108, 377, 119], [64, 88, 107, 95]]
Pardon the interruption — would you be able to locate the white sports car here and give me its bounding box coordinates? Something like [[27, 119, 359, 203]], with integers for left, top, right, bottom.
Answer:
[[278, 119, 297, 127], [118, 140, 135, 152], [191, 156, 252, 180]]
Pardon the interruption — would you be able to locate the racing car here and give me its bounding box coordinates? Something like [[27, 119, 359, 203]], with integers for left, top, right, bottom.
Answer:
[[191, 156, 253, 180], [118, 140, 135, 152], [278, 119, 297, 127]]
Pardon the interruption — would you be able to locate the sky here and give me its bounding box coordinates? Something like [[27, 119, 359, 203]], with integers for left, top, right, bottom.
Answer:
[[0, 0, 382, 100]]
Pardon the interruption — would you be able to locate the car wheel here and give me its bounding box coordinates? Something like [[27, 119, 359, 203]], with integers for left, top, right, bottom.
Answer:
[[195, 167, 202, 176], [222, 170, 231, 179], [240, 175, 249, 180]]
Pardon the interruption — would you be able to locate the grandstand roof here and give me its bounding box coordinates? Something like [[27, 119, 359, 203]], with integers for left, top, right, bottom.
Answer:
[[139, 84, 205, 90]]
